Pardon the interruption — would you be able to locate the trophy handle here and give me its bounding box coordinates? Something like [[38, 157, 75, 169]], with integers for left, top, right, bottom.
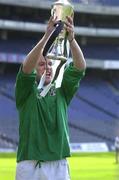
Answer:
[[42, 20, 64, 57]]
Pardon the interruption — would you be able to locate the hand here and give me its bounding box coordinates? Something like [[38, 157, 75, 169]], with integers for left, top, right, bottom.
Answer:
[[45, 16, 58, 35], [65, 16, 75, 42]]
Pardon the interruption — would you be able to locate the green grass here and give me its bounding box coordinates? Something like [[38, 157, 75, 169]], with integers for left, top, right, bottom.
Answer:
[[0, 152, 118, 180], [68, 152, 119, 180]]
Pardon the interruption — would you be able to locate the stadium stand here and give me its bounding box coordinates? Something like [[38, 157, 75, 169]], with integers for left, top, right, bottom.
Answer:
[[72, 0, 119, 6], [0, 68, 119, 150], [0, 39, 119, 61], [0, 0, 119, 151]]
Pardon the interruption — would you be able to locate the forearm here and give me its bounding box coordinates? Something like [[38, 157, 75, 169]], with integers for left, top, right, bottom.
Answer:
[[23, 32, 50, 74], [70, 39, 86, 70]]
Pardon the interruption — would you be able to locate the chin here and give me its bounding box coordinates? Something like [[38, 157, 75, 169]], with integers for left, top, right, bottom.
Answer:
[[44, 80, 51, 85]]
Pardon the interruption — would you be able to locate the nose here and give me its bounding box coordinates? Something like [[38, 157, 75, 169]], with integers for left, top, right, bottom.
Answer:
[[46, 62, 51, 70]]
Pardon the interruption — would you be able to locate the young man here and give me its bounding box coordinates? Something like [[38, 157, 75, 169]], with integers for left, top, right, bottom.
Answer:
[[115, 136, 119, 164], [15, 16, 86, 180]]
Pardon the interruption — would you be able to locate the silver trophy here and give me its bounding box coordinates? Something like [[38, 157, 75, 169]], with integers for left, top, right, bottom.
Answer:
[[47, 0, 74, 61]]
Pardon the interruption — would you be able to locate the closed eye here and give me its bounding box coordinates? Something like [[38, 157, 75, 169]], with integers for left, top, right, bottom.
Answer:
[[48, 61, 52, 66]]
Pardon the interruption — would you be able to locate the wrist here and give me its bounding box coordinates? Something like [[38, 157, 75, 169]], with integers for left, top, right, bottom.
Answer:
[[69, 37, 75, 43], [44, 31, 50, 39]]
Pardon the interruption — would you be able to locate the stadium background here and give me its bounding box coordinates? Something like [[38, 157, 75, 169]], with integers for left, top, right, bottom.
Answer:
[[0, 0, 119, 178]]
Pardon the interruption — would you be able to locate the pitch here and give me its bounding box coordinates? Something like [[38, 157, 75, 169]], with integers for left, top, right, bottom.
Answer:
[[0, 152, 118, 180]]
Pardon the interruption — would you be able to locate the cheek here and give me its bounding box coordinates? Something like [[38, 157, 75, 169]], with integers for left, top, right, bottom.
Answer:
[[51, 69, 53, 76], [38, 67, 45, 75]]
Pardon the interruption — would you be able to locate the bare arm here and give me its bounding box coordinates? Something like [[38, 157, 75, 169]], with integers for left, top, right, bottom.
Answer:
[[65, 16, 86, 70], [69, 39, 86, 70], [23, 16, 57, 74]]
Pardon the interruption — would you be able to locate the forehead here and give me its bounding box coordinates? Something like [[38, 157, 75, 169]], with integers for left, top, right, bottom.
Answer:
[[38, 58, 52, 64]]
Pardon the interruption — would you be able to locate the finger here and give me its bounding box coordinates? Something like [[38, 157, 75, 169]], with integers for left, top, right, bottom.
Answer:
[[66, 16, 73, 25], [52, 16, 57, 23], [49, 16, 57, 24], [54, 15, 58, 21], [65, 23, 74, 30], [64, 24, 73, 33], [65, 26, 73, 33], [65, 21, 72, 27], [48, 16, 54, 23]]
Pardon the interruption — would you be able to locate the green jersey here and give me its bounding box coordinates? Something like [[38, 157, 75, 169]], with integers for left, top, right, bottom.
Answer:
[[15, 63, 85, 162]]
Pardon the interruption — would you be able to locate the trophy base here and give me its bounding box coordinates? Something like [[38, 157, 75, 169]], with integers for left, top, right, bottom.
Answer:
[[47, 53, 67, 61]]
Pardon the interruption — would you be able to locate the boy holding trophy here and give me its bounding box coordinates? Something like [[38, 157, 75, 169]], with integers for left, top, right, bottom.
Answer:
[[15, 1, 86, 179]]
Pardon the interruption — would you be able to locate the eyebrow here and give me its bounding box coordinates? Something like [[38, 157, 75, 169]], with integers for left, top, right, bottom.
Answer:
[[39, 61, 45, 64]]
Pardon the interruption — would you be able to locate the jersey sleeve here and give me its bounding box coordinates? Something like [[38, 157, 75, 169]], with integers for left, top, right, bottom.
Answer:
[[61, 63, 85, 105], [15, 65, 36, 109]]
